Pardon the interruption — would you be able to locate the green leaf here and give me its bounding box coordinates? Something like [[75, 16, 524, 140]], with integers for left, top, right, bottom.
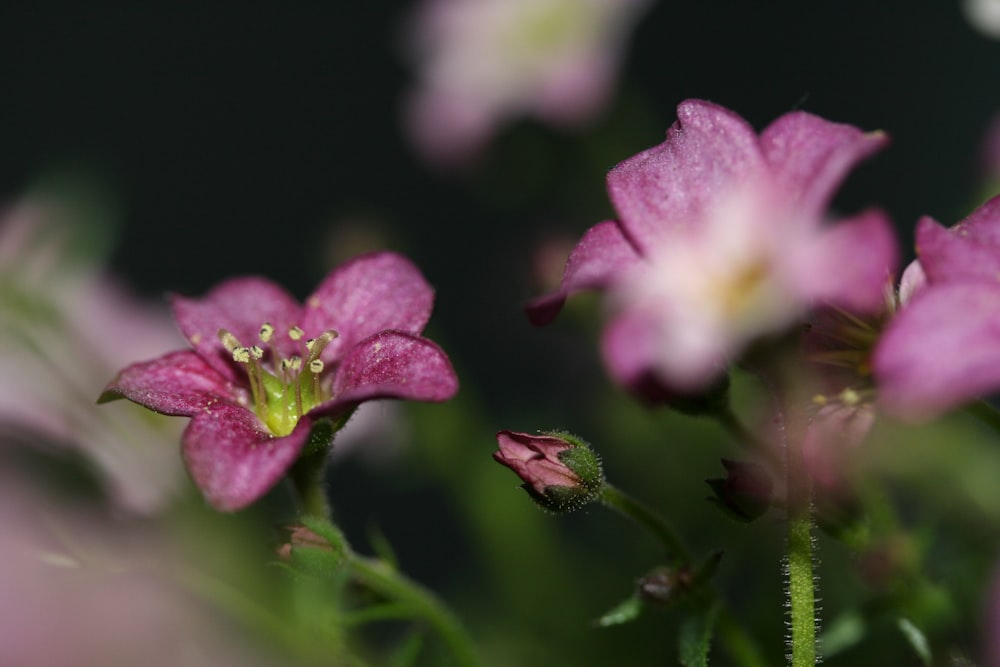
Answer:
[[594, 595, 643, 627], [897, 617, 932, 666], [679, 603, 719, 667], [388, 630, 424, 667], [820, 611, 866, 658]]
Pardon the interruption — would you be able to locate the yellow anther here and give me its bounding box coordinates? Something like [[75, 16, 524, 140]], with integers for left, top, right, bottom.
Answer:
[[259, 322, 274, 342], [839, 388, 861, 406], [249, 345, 264, 360], [309, 359, 324, 373], [289, 326, 304, 341], [218, 329, 242, 352], [811, 394, 828, 406], [306, 330, 338, 360], [232, 347, 251, 363]]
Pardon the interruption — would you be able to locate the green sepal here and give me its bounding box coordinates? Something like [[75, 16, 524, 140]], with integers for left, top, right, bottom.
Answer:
[[678, 602, 720, 667], [594, 595, 643, 628]]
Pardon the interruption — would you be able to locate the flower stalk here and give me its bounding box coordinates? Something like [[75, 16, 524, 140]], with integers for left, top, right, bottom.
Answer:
[[599, 483, 691, 566]]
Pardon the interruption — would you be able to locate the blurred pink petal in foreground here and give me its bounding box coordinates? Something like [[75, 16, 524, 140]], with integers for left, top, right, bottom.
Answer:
[[0, 203, 185, 514]]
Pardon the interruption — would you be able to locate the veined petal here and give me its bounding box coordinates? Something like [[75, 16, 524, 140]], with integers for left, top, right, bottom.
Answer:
[[525, 220, 641, 326], [302, 252, 435, 362], [916, 199, 1000, 284], [320, 330, 458, 414], [606, 99, 764, 254], [873, 283, 1000, 420], [788, 208, 898, 312], [171, 277, 302, 381], [182, 403, 312, 511], [761, 111, 888, 218], [98, 350, 235, 417]]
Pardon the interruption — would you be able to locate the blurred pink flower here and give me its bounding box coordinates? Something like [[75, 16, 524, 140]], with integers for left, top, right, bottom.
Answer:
[[0, 203, 185, 514], [102, 252, 458, 511], [403, 0, 650, 165], [873, 195, 1000, 420], [530, 99, 896, 401], [0, 475, 276, 667]]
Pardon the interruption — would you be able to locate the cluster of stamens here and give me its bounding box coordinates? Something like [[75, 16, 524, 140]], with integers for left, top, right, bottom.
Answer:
[[218, 322, 338, 436]]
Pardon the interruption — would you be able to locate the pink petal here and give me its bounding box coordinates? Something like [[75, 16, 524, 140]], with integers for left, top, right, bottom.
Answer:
[[171, 277, 302, 382], [760, 112, 888, 218], [789, 208, 898, 312], [601, 307, 726, 396], [874, 283, 1000, 420], [525, 220, 641, 326], [182, 403, 312, 511], [916, 198, 1000, 284], [322, 330, 458, 412], [99, 350, 235, 417], [301, 252, 435, 363], [606, 99, 764, 254]]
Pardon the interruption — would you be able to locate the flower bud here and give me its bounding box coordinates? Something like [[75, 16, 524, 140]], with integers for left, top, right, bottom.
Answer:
[[493, 430, 604, 513], [706, 459, 773, 522]]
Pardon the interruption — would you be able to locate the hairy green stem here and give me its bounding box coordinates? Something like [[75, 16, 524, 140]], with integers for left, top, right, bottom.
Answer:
[[599, 483, 691, 565], [289, 444, 333, 520], [785, 416, 817, 667], [601, 483, 767, 667]]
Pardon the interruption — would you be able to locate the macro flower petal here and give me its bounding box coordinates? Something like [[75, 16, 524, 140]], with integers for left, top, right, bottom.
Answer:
[[99, 350, 235, 417], [322, 330, 459, 412], [788, 208, 898, 312], [602, 305, 726, 395], [182, 402, 313, 511], [302, 252, 435, 362], [606, 99, 764, 253], [915, 196, 1000, 284], [525, 220, 641, 326], [873, 282, 1000, 420], [760, 111, 889, 219], [171, 277, 302, 382]]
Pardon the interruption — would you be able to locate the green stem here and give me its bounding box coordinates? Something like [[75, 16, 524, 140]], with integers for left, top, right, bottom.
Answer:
[[785, 417, 817, 667], [716, 607, 770, 667], [599, 483, 691, 565], [714, 406, 781, 470], [346, 551, 482, 667], [289, 445, 332, 520], [964, 399, 1000, 435], [600, 483, 766, 667]]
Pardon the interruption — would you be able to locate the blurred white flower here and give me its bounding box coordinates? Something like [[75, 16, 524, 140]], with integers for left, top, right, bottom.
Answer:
[[964, 0, 1000, 39], [0, 201, 186, 514], [402, 0, 651, 166]]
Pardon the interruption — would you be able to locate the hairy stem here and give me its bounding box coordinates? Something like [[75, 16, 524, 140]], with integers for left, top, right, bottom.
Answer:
[[599, 483, 691, 566]]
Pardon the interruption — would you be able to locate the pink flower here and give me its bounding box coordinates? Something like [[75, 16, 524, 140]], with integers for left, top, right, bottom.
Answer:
[[493, 430, 603, 512], [873, 195, 1000, 420], [529, 99, 896, 400], [0, 203, 185, 515], [402, 0, 650, 166], [101, 252, 458, 511]]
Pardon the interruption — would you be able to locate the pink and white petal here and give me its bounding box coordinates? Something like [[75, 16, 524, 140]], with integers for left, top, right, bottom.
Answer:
[[525, 221, 641, 326], [606, 99, 764, 254], [916, 206, 1000, 284], [182, 403, 311, 512], [171, 277, 302, 381], [99, 350, 237, 417], [897, 259, 927, 306], [601, 307, 726, 397], [760, 112, 888, 218], [874, 283, 1000, 421], [788, 208, 898, 312], [320, 331, 458, 414], [302, 252, 435, 363]]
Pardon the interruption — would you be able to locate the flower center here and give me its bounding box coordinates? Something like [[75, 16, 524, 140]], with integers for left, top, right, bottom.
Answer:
[[218, 323, 338, 437]]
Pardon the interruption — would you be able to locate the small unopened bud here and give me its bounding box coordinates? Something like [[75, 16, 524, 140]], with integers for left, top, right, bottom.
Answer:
[[493, 430, 604, 513], [706, 459, 773, 522], [276, 523, 334, 561]]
